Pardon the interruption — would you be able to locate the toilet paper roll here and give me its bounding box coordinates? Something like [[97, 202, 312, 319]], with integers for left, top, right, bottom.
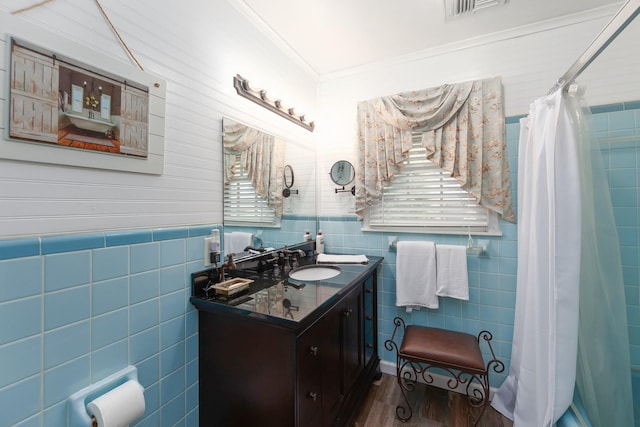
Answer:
[[86, 380, 145, 427]]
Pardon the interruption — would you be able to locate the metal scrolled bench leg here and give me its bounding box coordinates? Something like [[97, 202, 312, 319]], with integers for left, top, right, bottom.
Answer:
[[384, 317, 413, 422], [384, 316, 504, 426]]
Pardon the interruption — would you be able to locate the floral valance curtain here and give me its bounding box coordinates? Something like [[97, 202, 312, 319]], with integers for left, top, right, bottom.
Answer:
[[356, 76, 515, 223], [223, 121, 284, 217]]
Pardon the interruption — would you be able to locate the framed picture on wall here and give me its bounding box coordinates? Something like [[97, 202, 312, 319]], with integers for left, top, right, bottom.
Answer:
[[1, 19, 166, 175], [9, 38, 150, 158]]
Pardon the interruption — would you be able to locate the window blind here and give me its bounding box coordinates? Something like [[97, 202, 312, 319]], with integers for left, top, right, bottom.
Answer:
[[367, 135, 489, 231], [224, 157, 278, 226]]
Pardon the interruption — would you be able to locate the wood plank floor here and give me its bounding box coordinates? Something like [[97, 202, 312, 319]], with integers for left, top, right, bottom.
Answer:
[[352, 373, 513, 427]]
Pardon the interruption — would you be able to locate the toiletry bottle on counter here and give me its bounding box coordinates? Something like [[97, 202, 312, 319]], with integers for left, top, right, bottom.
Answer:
[[304, 230, 311, 242], [316, 230, 325, 254], [210, 229, 220, 253]]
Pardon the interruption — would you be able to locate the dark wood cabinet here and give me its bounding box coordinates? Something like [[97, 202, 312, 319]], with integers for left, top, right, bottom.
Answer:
[[363, 275, 376, 367], [194, 258, 381, 427], [296, 300, 340, 426], [341, 284, 363, 396]]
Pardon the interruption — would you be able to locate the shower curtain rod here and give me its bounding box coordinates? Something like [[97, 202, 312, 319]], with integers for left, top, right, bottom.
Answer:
[[548, 0, 640, 94]]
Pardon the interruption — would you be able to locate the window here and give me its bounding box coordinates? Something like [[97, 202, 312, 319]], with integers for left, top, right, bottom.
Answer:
[[223, 155, 279, 227], [363, 134, 499, 235]]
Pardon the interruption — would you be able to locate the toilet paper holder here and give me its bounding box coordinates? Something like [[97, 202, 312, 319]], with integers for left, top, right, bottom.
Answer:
[[68, 365, 143, 427]]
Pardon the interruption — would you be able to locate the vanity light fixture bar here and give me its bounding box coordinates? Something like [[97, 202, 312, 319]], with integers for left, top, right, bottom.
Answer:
[[233, 74, 315, 132]]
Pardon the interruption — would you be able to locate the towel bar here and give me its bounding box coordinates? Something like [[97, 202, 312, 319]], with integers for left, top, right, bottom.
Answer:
[[387, 238, 489, 255]]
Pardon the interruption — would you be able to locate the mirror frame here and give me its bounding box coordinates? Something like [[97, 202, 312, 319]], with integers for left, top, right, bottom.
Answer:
[[283, 164, 295, 189], [330, 160, 355, 186]]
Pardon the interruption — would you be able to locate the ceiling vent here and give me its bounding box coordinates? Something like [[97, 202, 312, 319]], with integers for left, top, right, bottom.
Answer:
[[445, 0, 507, 19]]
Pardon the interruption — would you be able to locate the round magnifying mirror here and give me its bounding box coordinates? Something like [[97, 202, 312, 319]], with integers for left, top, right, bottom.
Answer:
[[283, 165, 295, 188], [329, 160, 355, 186]]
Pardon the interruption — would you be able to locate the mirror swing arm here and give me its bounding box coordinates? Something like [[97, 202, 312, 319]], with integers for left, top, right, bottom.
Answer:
[[335, 185, 355, 195]]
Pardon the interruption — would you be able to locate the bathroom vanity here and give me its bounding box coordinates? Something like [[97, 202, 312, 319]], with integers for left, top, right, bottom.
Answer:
[[190, 252, 383, 427]]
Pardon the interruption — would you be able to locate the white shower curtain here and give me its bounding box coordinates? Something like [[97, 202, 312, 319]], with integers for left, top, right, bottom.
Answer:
[[491, 88, 582, 426], [493, 86, 634, 426]]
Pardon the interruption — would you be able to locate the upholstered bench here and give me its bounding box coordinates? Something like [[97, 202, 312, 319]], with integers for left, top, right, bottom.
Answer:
[[384, 317, 504, 426]]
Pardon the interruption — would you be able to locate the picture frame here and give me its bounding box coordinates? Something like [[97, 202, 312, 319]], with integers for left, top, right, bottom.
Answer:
[[1, 14, 165, 175]]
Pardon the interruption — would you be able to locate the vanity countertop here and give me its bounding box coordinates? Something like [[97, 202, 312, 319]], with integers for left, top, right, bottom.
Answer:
[[190, 255, 383, 327]]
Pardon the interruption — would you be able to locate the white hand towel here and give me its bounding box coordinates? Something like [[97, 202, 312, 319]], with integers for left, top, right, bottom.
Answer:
[[224, 233, 231, 256], [396, 241, 439, 309], [435, 244, 469, 300], [225, 232, 253, 255], [316, 254, 369, 264]]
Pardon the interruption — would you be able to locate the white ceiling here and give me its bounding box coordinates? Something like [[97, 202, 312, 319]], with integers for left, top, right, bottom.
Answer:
[[237, 0, 623, 76]]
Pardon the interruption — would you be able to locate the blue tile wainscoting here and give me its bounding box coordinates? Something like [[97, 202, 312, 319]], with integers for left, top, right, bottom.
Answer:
[[0, 102, 638, 426], [0, 225, 221, 426]]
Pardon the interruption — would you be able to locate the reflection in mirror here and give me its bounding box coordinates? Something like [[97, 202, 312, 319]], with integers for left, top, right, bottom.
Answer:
[[284, 165, 295, 188], [330, 160, 355, 195], [223, 118, 316, 260], [223, 119, 284, 227], [282, 165, 299, 198]]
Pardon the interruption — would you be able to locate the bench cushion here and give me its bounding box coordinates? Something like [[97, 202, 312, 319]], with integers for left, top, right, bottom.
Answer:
[[399, 325, 486, 374]]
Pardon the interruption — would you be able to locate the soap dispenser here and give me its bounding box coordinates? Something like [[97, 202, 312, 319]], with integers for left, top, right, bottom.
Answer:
[[316, 230, 325, 254], [204, 229, 221, 266]]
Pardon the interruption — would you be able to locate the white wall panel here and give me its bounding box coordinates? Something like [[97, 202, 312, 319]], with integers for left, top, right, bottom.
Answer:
[[0, 0, 318, 238], [317, 7, 640, 216]]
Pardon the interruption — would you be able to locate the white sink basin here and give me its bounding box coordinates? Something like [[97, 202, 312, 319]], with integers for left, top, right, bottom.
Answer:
[[288, 265, 341, 282]]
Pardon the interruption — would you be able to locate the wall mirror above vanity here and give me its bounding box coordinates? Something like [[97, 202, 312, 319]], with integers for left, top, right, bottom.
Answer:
[[222, 117, 317, 260]]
